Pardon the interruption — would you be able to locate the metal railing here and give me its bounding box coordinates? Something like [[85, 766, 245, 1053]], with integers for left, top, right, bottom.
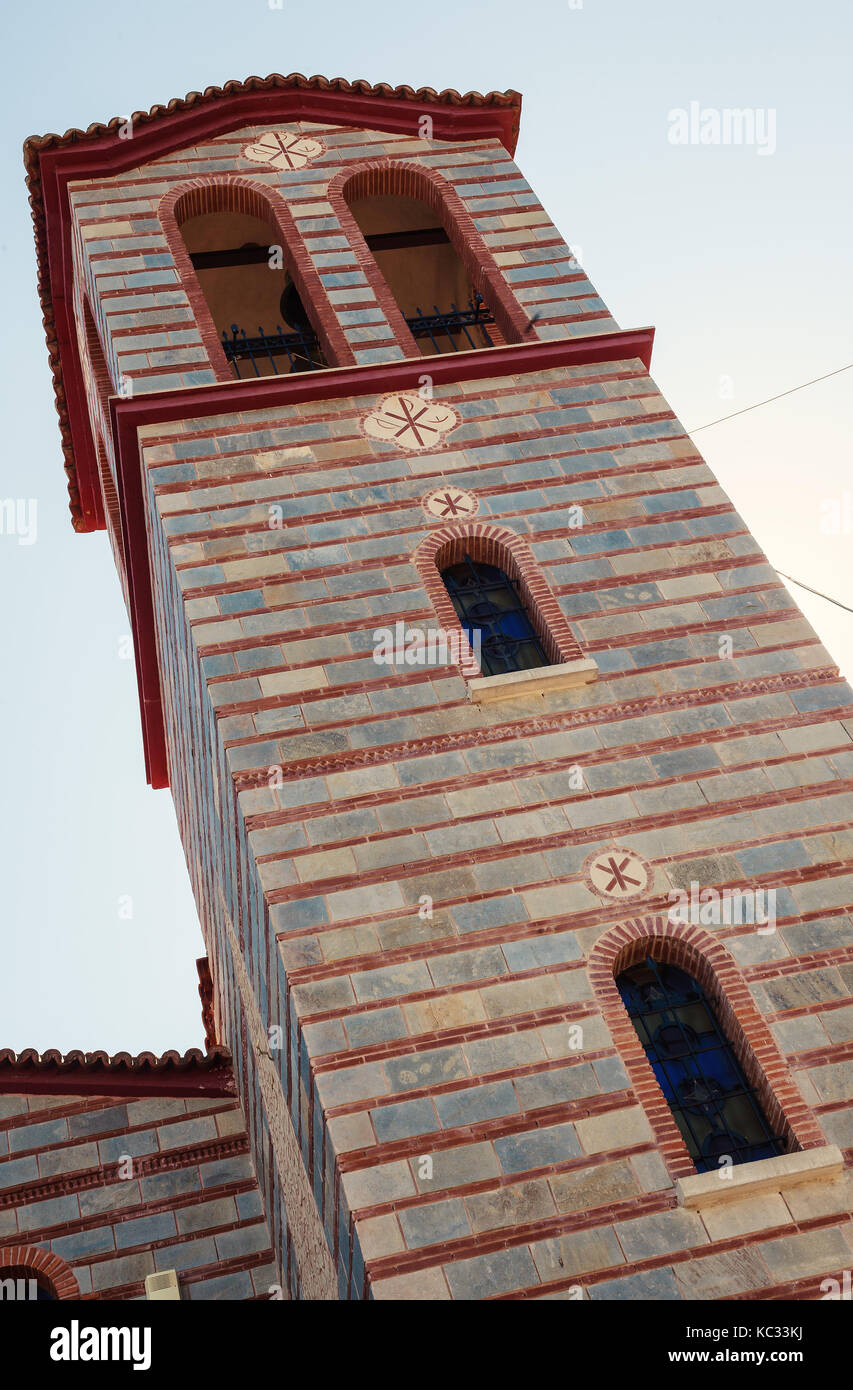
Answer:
[[221, 295, 496, 378], [405, 294, 495, 354], [221, 324, 324, 378]]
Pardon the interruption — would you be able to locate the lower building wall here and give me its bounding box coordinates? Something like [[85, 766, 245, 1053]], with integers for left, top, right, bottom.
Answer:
[[0, 1091, 276, 1300]]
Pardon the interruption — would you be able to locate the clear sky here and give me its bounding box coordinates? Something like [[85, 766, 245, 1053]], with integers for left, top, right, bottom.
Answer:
[[1, 0, 851, 1055]]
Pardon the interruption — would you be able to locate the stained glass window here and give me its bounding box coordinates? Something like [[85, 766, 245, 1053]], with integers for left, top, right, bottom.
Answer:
[[616, 956, 786, 1173], [441, 555, 549, 677]]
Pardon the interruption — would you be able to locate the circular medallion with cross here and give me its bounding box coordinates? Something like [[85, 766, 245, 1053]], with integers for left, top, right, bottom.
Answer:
[[422, 487, 480, 522], [242, 131, 325, 171], [582, 846, 653, 901], [362, 393, 459, 453]]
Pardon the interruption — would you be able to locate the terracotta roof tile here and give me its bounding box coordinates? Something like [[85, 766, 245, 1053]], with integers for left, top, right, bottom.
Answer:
[[23, 71, 521, 156], [0, 1046, 235, 1097], [0, 1045, 229, 1071]]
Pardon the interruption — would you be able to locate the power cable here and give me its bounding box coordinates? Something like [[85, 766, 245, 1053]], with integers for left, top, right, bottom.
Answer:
[[774, 568, 853, 616], [688, 363, 853, 433]]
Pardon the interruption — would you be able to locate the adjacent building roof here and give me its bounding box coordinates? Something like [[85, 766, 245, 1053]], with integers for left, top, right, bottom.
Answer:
[[0, 962, 230, 1096], [0, 1046, 235, 1096]]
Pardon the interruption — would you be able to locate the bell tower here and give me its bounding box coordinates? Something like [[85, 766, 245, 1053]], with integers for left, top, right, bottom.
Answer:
[[27, 73, 853, 1301]]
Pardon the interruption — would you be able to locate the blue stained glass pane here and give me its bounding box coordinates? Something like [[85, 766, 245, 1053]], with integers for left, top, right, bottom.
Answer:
[[616, 957, 787, 1173], [441, 557, 549, 677]]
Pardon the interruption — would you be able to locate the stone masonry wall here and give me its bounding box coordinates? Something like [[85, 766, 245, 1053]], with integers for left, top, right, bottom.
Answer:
[[136, 353, 853, 1299], [0, 1091, 275, 1299]]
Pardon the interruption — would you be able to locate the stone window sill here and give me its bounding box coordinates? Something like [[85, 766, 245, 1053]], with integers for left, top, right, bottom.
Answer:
[[468, 658, 598, 705], [675, 1145, 843, 1210]]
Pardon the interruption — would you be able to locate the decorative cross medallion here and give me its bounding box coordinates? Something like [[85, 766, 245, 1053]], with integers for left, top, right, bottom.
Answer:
[[362, 393, 459, 453], [582, 846, 653, 901], [422, 487, 479, 522], [242, 131, 325, 171]]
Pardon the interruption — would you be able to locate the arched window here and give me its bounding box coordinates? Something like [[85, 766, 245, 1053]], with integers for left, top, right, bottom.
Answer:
[[331, 163, 533, 360], [441, 554, 549, 676], [414, 524, 591, 689], [179, 205, 324, 377], [616, 956, 786, 1173], [162, 182, 349, 380], [347, 191, 497, 356]]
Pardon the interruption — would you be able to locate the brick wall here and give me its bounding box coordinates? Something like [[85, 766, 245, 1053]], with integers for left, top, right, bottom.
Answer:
[[132, 352, 853, 1299], [0, 1092, 276, 1299], [70, 116, 853, 1300]]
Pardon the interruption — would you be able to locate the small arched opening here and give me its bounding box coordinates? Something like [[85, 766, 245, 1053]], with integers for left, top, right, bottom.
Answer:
[[179, 204, 324, 377], [440, 553, 550, 677], [348, 192, 498, 356], [161, 180, 352, 380], [331, 162, 532, 360]]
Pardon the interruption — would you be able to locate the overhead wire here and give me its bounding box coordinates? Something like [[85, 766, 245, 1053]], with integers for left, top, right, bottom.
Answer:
[[687, 362, 853, 433], [683, 362, 853, 613]]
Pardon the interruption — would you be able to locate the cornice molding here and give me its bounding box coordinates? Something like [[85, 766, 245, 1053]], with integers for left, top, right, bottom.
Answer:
[[0, 1045, 235, 1097], [0, 1135, 249, 1212], [232, 664, 840, 788]]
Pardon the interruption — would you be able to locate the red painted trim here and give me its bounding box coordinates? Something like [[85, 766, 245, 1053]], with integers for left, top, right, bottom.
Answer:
[[36, 86, 520, 182], [123, 327, 651, 428], [197, 956, 217, 1050], [49, 167, 104, 532], [0, 1246, 79, 1300], [588, 914, 826, 1181], [109, 328, 653, 787], [111, 403, 168, 787]]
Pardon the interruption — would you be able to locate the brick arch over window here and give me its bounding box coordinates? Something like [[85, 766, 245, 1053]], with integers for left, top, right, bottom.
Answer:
[[0, 1245, 79, 1300], [414, 521, 585, 678], [159, 177, 355, 382], [588, 914, 825, 1181], [327, 161, 536, 358]]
